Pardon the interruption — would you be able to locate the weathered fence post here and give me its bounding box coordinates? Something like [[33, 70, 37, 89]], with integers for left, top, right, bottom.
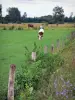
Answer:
[[8, 64, 16, 100], [56, 39, 60, 52], [31, 52, 36, 61], [44, 45, 48, 54], [51, 44, 54, 54]]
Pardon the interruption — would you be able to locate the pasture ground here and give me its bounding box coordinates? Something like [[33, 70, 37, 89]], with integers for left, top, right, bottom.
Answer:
[[0, 27, 75, 99]]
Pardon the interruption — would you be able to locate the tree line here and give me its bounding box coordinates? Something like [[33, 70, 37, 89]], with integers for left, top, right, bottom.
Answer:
[[0, 4, 75, 24]]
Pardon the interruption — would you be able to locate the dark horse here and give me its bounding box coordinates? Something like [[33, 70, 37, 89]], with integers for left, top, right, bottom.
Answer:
[[28, 24, 34, 28]]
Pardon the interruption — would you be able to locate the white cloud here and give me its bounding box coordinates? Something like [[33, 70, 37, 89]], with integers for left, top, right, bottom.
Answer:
[[0, 0, 75, 17]]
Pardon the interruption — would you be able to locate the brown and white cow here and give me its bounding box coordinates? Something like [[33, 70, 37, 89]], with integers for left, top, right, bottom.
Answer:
[[38, 26, 44, 40]]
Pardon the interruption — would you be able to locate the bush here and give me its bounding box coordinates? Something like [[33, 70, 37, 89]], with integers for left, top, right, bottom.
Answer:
[[9, 26, 14, 30], [17, 27, 23, 30], [45, 22, 48, 26], [15, 43, 64, 100], [3, 27, 7, 30], [33, 27, 37, 30]]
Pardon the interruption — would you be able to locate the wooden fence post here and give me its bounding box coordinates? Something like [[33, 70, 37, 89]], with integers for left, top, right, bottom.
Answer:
[[44, 45, 48, 54], [51, 44, 54, 54], [31, 52, 36, 61], [8, 64, 16, 100], [56, 39, 60, 52]]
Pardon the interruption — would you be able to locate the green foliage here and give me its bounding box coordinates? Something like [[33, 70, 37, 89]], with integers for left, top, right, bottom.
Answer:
[[9, 26, 14, 30], [53, 6, 64, 24], [3, 27, 7, 30], [45, 22, 48, 26], [33, 27, 38, 30], [16, 83, 33, 100], [0, 4, 2, 17], [17, 27, 23, 30], [7, 7, 21, 23], [15, 43, 64, 99], [48, 95, 53, 100]]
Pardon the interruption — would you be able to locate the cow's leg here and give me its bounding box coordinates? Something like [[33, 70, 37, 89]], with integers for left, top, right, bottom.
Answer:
[[39, 35, 42, 40], [38, 35, 40, 40]]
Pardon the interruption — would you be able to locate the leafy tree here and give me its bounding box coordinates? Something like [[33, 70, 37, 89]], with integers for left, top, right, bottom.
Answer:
[[40, 15, 53, 24], [73, 16, 75, 22], [73, 16, 75, 27], [4, 15, 10, 23], [0, 4, 2, 17], [68, 12, 73, 23], [68, 17, 73, 23], [64, 16, 69, 22], [70, 12, 73, 18], [7, 7, 21, 23], [23, 12, 27, 18], [0, 4, 2, 23], [21, 12, 27, 22], [53, 6, 64, 24]]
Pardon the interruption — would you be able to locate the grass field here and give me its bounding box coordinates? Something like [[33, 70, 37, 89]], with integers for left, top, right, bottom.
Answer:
[[0, 28, 75, 98]]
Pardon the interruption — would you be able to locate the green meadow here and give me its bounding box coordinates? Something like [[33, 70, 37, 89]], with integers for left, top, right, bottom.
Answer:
[[0, 28, 75, 98]]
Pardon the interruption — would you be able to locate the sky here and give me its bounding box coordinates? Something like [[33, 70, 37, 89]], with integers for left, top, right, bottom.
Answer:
[[0, 0, 75, 17]]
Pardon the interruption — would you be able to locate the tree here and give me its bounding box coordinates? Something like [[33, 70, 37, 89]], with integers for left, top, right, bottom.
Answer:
[[73, 16, 75, 22], [64, 16, 69, 22], [70, 12, 73, 18], [53, 6, 64, 24], [4, 15, 10, 23], [7, 7, 21, 23], [0, 4, 1, 16], [68, 12, 73, 23], [72, 16, 75, 27], [21, 12, 27, 22], [23, 12, 27, 18], [0, 4, 2, 23], [40, 15, 53, 23]]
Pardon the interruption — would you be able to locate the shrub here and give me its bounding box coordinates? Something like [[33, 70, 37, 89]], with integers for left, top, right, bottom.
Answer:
[[9, 26, 14, 30], [3, 27, 7, 30], [45, 22, 48, 26], [17, 27, 23, 30], [33, 27, 37, 30], [15, 43, 64, 100]]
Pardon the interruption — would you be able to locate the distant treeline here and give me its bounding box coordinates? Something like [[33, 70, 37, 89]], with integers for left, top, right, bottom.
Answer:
[[0, 4, 75, 24], [0, 16, 75, 24]]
